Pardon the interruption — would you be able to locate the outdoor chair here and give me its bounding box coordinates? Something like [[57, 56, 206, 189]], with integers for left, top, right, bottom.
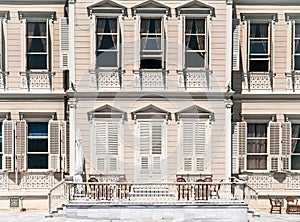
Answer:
[[177, 177, 190, 200], [87, 177, 99, 199], [268, 195, 282, 214], [194, 178, 204, 200], [117, 177, 131, 200], [209, 179, 223, 199], [285, 196, 300, 214]]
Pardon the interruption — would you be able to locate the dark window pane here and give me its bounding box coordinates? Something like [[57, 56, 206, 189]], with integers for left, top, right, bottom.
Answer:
[[291, 155, 300, 170], [295, 23, 300, 38], [0, 138, 2, 152], [0, 154, 2, 170], [96, 51, 117, 67], [250, 40, 268, 54], [27, 38, 47, 52], [186, 19, 205, 34], [247, 124, 267, 137], [292, 139, 300, 153], [185, 52, 205, 68], [141, 36, 161, 50], [27, 54, 47, 70], [97, 18, 117, 34], [247, 139, 267, 153], [294, 56, 300, 70], [28, 154, 48, 169], [28, 123, 48, 136], [186, 35, 205, 51], [28, 139, 48, 152], [249, 60, 269, 72], [292, 124, 300, 138], [250, 24, 268, 38], [247, 155, 267, 170], [0, 122, 2, 136], [140, 58, 162, 69], [97, 35, 117, 50], [141, 19, 161, 34], [27, 22, 46, 36]]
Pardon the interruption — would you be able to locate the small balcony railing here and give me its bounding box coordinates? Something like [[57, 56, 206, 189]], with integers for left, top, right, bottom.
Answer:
[[134, 69, 168, 90], [286, 72, 300, 92], [178, 69, 212, 90], [20, 71, 55, 91], [0, 71, 9, 91], [90, 68, 124, 90], [243, 72, 275, 92]]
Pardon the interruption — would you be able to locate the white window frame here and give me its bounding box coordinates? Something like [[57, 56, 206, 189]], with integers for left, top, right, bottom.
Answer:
[[290, 121, 300, 171], [0, 121, 2, 170], [177, 118, 211, 174], [91, 118, 124, 174], [139, 16, 164, 70], [183, 15, 210, 70], [247, 21, 272, 73], [293, 21, 300, 72], [95, 16, 120, 69]]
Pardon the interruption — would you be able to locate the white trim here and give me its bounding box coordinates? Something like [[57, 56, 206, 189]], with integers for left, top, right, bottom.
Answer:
[[21, 18, 26, 72], [178, 14, 183, 71], [287, 20, 292, 73], [134, 14, 140, 70], [90, 14, 96, 69]]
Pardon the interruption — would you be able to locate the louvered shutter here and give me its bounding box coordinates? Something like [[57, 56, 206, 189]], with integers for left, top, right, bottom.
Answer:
[[151, 121, 163, 182], [60, 17, 69, 70], [195, 121, 207, 172], [48, 120, 60, 171], [107, 121, 119, 172], [281, 122, 291, 171], [60, 121, 68, 172], [0, 19, 3, 70], [95, 121, 106, 172], [232, 19, 240, 71], [15, 120, 26, 171], [232, 123, 239, 174], [139, 122, 150, 182], [2, 120, 14, 171], [182, 121, 194, 171], [238, 122, 247, 172], [269, 122, 281, 171]]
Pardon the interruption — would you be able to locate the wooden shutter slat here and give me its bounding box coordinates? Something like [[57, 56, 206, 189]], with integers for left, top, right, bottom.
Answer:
[[95, 122, 107, 172], [238, 122, 247, 172], [49, 120, 60, 171], [60, 121, 68, 172], [232, 19, 240, 71], [15, 120, 27, 171], [282, 122, 291, 171], [232, 123, 239, 174], [59, 17, 69, 70], [3, 120, 14, 171], [269, 122, 281, 171]]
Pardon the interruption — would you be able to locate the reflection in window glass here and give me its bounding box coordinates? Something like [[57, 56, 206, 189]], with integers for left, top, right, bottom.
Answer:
[[292, 124, 300, 170]]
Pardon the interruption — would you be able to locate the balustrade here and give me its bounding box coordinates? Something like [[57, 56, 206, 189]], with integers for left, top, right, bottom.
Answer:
[[286, 72, 300, 92], [178, 69, 212, 90], [90, 69, 123, 90], [243, 72, 275, 92], [20, 71, 55, 91], [0, 71, 8, 91], [134, 69, 168, 90]]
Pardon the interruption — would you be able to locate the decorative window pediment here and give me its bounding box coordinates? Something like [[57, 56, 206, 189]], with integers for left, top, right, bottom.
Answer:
[[286, 13, 300, 22], [131, 104, 171, 120], [87, 0, 127, 16], [132, 0, 170, 16], [18, 11, 56, 21], [241, 114, 276, 123], [176, 0, 215, 17], [175, 105, 213, 121], [241, 13, 277, 22], [88, 104, 126, 120]]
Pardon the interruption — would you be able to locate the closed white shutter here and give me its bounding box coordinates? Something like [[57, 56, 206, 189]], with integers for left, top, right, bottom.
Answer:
[[281, 122, 291, 171], [60, 121, 68, 172], [269, 122, 281, 171], [139, 121, 150, 182], [232, 123, 239, 174], [107, 121, 119, 172], [2, 120, 14, 171], [0, 19, 3, 70], [151, 121, 162, 182], [232, 19, 240, 71], [95, 121, 106, 172], [181, 120, 207, 173], [48, 120, 60, 171], [238, 122, 247, 172], [60, 17, 69, 70], [15, 120, 27, 171]]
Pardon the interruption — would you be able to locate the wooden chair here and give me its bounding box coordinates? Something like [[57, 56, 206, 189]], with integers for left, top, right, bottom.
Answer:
[[194, 178, 204, 200], [285, 196, 300, 214], [117, 177, 130, 200], [268, 195, 282, 214], [209, 179, 223, 199], [177, 177, 189, 200], [87, 177, 99, 199]]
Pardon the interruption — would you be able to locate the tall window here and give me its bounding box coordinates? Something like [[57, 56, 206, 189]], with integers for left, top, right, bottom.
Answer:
[[140, 18, 162, 69], [0, 122, 2, 170], [248, 23, 270, 72], [27, 122, 48, 169], [96, 18, 118, 68], [293, 23, 300, 71], [26, 21, 48, 70], [247, 123, 267, 170], [291, 124, 300, 170], [185, 18, 206, 68]]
